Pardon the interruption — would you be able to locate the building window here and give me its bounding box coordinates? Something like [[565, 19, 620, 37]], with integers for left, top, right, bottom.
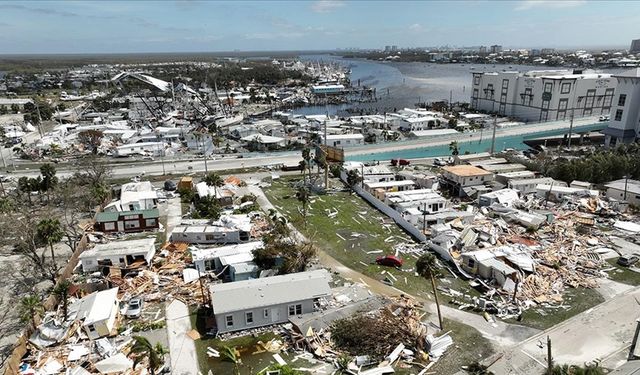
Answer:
[[472, 88, 478, 99], [104, 222, 116, 231], [544, 82, 552, 93], [87, 325, 96, 332], [263, 309, 269, 318], [145, 219, 156, 227], [288, 304, 302, 316], [604, 88, 614, 107], [245, 312, 253, 324], [502, 79, 509, 89], [205, 234, 214, 241], [124, 220, 140, 229], [615, 109, 624, 121], [225, 315, 234, 327], [560, 82, 571, 94], [618, 94, 627, 107], [473, 75, 480, 85]]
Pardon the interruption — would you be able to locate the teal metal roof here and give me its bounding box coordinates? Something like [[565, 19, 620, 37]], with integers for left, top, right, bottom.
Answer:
[[95, 208, 160, 223]]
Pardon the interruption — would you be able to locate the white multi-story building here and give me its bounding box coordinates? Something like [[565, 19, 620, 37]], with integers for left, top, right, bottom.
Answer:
[[471, 69, 616, 122], [603, 68, 640, 146]]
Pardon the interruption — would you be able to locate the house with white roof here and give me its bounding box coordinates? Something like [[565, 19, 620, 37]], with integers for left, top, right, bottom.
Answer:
[[209, 269, 332, 333], [170, 215, 253, 245]]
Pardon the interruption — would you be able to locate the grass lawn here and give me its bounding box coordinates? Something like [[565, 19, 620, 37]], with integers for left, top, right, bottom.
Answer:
[[263, 175, 481, 300], [508, 287, 605, 330], [606, 258, 640, 286], [189, 307, 284, 374], [263, 175, 494, 368]]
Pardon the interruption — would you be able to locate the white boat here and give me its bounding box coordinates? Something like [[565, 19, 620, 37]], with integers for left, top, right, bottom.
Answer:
[[214, 114, 244, 128]]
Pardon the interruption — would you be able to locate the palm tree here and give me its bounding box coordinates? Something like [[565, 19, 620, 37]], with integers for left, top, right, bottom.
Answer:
[[131, 336, 167, 375], [416, 253, 444, 329], [220, 345, 241, 375], [36, 218, 64, 264], [299, 159, 308, 181], [53, 279, 72, 320], [19, 294, 44, 327], [203, 172, 224, 199], [296, 186, 310, 224], [302, 147, 312, 179], [449, 141, 460, 156]]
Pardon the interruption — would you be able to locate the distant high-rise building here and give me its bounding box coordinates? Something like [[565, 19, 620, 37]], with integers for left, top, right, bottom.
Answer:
[[541, 48, 555, 55], [630, 39, 640, 54], [530, 49, 541, 57], [384, 45, 391, 52], [490, 45, 502, 54], [391, 45, 398, 52], [479, 46, 487, 54]]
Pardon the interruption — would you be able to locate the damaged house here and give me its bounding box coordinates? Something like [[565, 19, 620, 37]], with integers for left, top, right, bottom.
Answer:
[[69, 288, 120, 340], [170, 215, 253, 244], [78, 238, 156, 272]]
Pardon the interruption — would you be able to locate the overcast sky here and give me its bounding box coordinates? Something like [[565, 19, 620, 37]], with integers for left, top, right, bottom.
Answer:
[[0, 0, 637, 54]]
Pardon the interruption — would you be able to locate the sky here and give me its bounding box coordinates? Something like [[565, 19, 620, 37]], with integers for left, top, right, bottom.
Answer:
[[0, 0, 638, 54]]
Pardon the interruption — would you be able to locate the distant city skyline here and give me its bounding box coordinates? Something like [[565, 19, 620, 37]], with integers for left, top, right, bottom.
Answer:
[[0, 0, 637, 54]]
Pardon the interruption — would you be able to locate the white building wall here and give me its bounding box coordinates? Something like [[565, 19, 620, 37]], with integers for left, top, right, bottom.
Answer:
[[472, 70, 615, 122]]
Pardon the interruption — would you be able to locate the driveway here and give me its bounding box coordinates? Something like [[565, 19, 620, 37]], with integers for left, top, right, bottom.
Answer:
[[166, 299, 199, 375]]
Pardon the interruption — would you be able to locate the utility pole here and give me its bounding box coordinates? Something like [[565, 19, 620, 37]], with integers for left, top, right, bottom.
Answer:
[[546, 336, 553, 374], [323, 118, 328, 190], [34, 100, 44, 140], [567, 82, 577, 148], [449, 90, 453, 113], [489, 114, 497, 154], [624, 175, 629, 201]]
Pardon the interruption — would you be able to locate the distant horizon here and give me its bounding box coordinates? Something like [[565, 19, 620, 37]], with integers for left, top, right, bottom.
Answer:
[[0, 1, 637, 54], [0, 43, 632, 59]]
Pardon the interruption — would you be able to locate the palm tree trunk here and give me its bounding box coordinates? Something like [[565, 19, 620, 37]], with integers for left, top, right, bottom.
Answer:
[[430, 275, 443, 329], [49, 242, 56, 264]]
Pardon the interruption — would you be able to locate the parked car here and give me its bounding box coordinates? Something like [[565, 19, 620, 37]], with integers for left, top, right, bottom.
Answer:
[[617, 255, 640, 267], [391, 158, 410, 166], [376, 255, 403, 268], [164, 180, 177, 191], [599, 115, 610, 122], [125, 297, 143, 318], [434, 157, 447, 166]]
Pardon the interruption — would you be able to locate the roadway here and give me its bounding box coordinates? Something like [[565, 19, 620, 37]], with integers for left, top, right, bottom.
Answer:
[[2, 115, 604, 180]]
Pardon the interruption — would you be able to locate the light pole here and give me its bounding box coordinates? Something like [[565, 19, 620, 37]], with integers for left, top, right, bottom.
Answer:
[[624, 175, 629, 201], [567, 81, 578, 148]]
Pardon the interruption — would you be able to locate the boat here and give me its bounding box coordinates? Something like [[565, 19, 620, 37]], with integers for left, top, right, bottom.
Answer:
[[214, 113, 244, 128]]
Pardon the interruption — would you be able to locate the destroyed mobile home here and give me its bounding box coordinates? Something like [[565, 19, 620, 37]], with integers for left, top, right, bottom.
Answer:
[[342, 159, 638, 319]]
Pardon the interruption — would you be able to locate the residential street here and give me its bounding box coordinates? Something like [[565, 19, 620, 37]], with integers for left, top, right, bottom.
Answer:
[[165, 299, 199, 375], [488, 285, 640, 374]]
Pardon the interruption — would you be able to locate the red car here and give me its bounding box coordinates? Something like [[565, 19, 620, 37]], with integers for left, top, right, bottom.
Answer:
[[376, 255, 403, 268], [391, 158, 410, 166]]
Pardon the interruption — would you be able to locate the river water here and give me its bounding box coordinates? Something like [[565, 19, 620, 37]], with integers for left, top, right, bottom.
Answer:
[[297, 55, 626, 117]]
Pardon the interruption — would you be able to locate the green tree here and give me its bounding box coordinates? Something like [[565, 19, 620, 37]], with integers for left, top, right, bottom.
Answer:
[[39, 163, 58, 201], [193, 195, 221, 220], [302, 146, 312, 179], [550, 363, 605, 375], [53, 279, 72, 319], [416, 253, 444, 329], [345, 169, 362, 194], [36, 218, 64, 265], [463, 361, 495, 375], [130, 336, 167, 375], [19, 294, 44, 327], [449, 141, 460, 156], [203, 172, 224, 198]]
